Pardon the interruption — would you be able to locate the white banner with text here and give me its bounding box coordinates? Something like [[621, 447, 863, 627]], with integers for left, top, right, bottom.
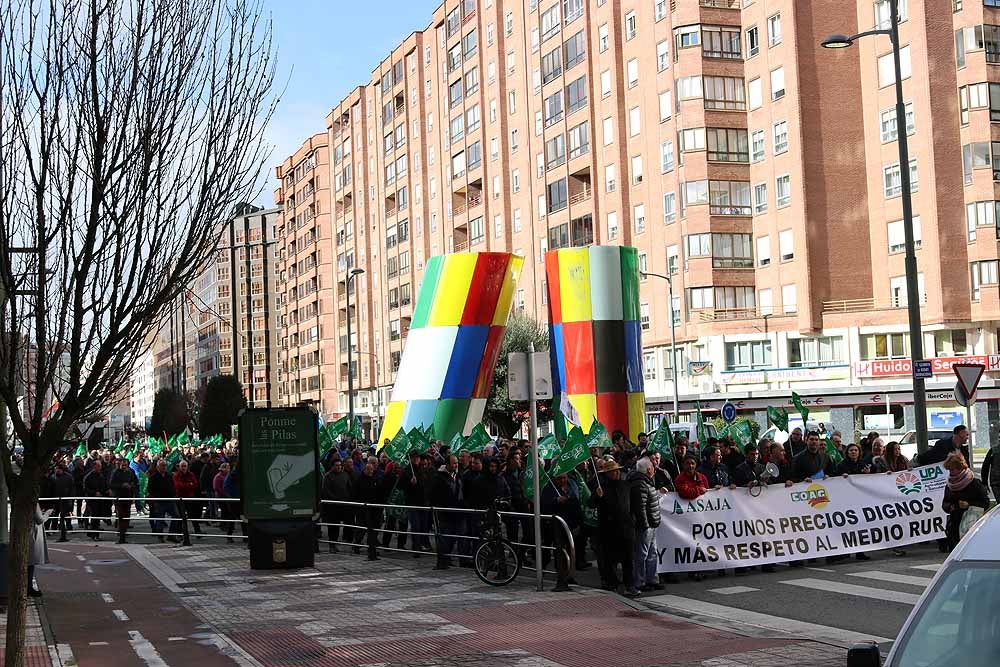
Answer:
[[656, 465, 948, 572]]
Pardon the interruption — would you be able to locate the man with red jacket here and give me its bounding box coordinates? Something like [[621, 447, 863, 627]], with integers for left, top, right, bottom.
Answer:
[[173, 459, 202, 535], [674, 455, 711, 499]]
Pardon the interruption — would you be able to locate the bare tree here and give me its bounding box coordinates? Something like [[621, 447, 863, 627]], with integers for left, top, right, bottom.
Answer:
[[0, 0, 277, 661]]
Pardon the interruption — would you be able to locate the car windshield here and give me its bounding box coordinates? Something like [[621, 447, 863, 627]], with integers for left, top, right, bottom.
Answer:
[[900, 431, 950, 445], [891, 564, 1000, 667]]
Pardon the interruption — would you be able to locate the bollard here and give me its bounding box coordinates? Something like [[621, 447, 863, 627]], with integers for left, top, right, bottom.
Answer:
[[58, 497, 69, 542], [177, 497, 192, 547]]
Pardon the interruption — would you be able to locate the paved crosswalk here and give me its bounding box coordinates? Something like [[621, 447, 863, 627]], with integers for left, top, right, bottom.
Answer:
[[642, 549, 947, 647]]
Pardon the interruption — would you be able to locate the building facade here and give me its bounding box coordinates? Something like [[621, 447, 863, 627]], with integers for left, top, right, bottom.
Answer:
[[271, 0, 1000, 445], [129, 349, 156, 431]]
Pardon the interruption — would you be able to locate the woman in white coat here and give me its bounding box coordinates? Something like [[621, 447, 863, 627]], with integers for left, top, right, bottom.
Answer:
[[28, 504, 51, 597]]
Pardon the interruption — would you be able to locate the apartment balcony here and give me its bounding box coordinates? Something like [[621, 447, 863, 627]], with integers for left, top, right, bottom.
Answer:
[[568, 186, 592, 206], [822, 295, 928, 314], [697, 307, 766, 322], [699, 0, 739, 8]]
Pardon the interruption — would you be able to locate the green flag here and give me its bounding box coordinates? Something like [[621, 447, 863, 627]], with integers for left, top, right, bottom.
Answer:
[[319, 424, 336, 458], [462, 423, 491, 454], [350, 416, 364, 440], [138, 472, 148, 499], [383, 429, 411, 464], [329, 416, 350, 437], [423, 423, 436, 441], [548, 426, 589, 478], [122, 447, 134, 462], [696, 402, 708, 446], [767, 406, 789, 432], [570, 469, 598, 527], [407, 426, 432, 454], [523, 448, 537, 501], [147, 436, 165, 456], [165, 448, 182, 473], [791, 392, 809, 427], [824, 433, 844, 466], [74, 441, 87, 458], [648, 418, 674, 460], [448, 431, 464, 454], [585, 419, 612, 450], [176, 431, 192, 447], [112, 437, 126, 454], [730, 420, 753, 449], [537, 433, 560, 459]]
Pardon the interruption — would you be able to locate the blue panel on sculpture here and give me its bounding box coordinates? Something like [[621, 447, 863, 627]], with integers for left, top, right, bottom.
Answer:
[[441, 325, 490, 399], [623, 319, 644, 394]]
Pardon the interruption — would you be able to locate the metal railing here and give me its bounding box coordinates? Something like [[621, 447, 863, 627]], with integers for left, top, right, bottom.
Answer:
[[37, 495, 576, 580], [822, 295, 928, 314]]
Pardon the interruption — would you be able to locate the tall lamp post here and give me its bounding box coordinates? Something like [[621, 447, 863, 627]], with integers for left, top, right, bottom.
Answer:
[[641, 271, 680, 422], [345, 268, 365, 431], [822, 0, 929, 455]]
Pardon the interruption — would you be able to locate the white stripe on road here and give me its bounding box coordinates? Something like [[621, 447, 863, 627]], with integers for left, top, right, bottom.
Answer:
[[128, 630, 170, 667], [55, 643, 76, 667], [167, 637, 186, 642], [76, 555, 86, 562], [101, 593, 114, 604], [122, 545, 185, 592], [847, 571, 935, 588], [910, 564, 942, 572], [89, 642, 109, 646], [804, 567, 835, 573], [84, 566, 94, 574], [642, 594, 891, 645], [113, 609, 130, 621], [780, 578, 921, 605], [707, 586, 759, 595]]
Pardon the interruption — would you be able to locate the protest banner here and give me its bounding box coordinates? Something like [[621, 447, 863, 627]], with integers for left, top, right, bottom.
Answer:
[[656, 464, 948, 572]]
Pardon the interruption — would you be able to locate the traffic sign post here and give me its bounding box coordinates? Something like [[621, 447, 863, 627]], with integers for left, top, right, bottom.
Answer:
[[953, 363, 984, 468], [721, 401, 737, 424]]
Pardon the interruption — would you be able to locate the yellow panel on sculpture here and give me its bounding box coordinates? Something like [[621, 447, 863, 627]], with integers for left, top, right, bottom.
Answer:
[[379, 402, 406, 446], [557, 248, 592, 323], [427, 253, 479, 326]]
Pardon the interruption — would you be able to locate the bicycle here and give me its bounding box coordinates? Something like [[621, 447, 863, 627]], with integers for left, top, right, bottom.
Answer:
[[473, 497, 520, 586]]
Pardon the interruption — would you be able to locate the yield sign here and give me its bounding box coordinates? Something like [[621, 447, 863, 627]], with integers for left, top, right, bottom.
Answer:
[[953, 363, 985, 399]]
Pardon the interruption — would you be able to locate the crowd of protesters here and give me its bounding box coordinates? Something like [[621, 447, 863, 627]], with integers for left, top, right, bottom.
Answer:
[[27, 421, 991, 600]]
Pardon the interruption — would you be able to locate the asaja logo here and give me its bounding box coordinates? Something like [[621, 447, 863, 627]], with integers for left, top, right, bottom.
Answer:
[[895, 471, 923, 495], [790, 484, 830, 510]]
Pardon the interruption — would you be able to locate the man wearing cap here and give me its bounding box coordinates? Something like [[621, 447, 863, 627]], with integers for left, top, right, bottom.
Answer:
[[589, 460, 635, 594]]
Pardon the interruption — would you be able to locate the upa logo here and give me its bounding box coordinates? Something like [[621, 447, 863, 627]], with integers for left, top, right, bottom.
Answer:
[[790, 484, 830, 510], [895, 471, 923, 495]]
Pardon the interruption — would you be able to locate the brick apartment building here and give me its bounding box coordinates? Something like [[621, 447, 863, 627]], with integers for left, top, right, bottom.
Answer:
[[271, 0, 1000, 445]]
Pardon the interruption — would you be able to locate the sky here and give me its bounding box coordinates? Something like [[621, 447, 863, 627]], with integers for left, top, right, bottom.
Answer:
[[257, 0, 439, 204]]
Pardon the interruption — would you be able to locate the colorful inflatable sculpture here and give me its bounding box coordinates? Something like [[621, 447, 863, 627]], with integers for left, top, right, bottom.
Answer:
[[377, 252, 524, 445], [545, 246, 645, 442]]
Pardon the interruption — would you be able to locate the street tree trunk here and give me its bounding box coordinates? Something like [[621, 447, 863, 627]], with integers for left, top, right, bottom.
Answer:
[[4, 457, 40, 667]]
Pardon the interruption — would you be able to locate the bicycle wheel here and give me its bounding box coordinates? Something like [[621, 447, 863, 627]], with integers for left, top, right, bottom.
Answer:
[[474, 539, 520, 586]]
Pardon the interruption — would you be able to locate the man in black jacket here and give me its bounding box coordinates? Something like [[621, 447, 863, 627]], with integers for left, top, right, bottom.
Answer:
[[589, 460, 635, 593], [733, 444, 765, 488], [922, 425, 971, 468], [430, 455, 464, 569], [83, 460, 112, 540], [353, 461, 388, 561], [321, 458, 354, 551], [49, 462, 76, 535], [147, 459, 180, 542], [629, 457, 662, 596], [403, 451, 431, 553], [789, 432, 837, 483], [109, 458, 139, 543]]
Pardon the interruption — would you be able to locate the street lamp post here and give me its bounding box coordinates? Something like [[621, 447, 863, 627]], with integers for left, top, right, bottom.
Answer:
[[641, 271, 680, 422], [346, 268, 365, 432], [822, 0, 929, 455]]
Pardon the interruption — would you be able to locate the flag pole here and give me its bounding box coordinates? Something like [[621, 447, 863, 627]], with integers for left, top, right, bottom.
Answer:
[[589, 457, 602, 492], [528, 343, 543, 592]]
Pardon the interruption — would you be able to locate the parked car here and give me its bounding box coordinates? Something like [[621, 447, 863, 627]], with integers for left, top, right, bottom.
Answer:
[[847, 506, 1000, 667], [898, 430, 952, 462]]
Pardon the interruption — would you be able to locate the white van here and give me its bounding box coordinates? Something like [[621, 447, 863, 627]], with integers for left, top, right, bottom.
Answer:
[[757, 419, 822, 447], [669, 421, 719, 446], [847, 507, 999, 666]]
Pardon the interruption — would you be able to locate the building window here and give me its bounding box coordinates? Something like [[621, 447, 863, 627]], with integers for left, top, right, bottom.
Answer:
[[966, 201, 1000, 241], [934, 330, 968, 357], [712, 233, 753, 268], [748, 78, 762, 109], [633, 204, 646, 233], [566, 75, 587, 113], [601, 70, 612, 97], [779, 229, 794, 261], [756, 236, 770, 266], [644, 351, 657, 381], [547, 178, 568, 213], [631, 155, 643, 184], [751, 130, 765, 162], [663, 192, 676, 223], [776, 174, 791, 208], [659, 90, 673, 121], [607, 211, 618, 239], [686, 286, 714, 312], [657, 40, 670, 71], [470, 216, 485, 245], [640, 303, 650, 330], [971, 260, 999, 300], [605, 164, 616, 192], [666, 245, 679, 273], [569, 120, 589, 159], [686, 233, 711, 258], [708, 180, 751, 216], [772, 121, 788, 154], [883, 160, 919, 197], [564, 30, 586, 69], [726, 341, 772, 371], [781, 284, 797, 314], [679, 127, 705, 152], [629, 106, 641, 135], [703, 25, 741, 59], [661, 140, 674, 172], [767, 13, 782, 45], [770, 67, 785, 100], [789, 336, 845, 367], [675, 25, 700, 49], [754, 183, 768, 214], [887, 216, 922, 253], [545, 134, 566, 170], [759, 288, 773, 315], [860, 333, 909, 361], [627, 58, 639, 87], [625, 11, 636, 40], [599, 23, 609, 52], [707, 128, 749, 162], [746, 26, 759, 57], [704, 76, 746, 110], [878, 45, 912, 86]]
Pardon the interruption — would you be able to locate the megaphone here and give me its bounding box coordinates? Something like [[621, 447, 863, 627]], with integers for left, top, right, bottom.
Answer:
[[749, 462, 782, 498], [763, 462, 780, 481]]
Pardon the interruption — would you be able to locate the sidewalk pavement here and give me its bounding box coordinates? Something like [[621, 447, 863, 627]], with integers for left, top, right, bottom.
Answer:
[[17, 542, 848, 666]]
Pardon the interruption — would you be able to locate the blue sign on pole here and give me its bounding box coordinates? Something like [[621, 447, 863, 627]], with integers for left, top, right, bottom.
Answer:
[[721, 401, 737, 424], [913, 360, 933, 380], [931, 411, 963, 429]]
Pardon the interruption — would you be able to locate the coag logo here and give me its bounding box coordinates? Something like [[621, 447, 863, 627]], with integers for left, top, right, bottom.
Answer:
[[790, 484, 830, 509], [895, 471, 922, 495]]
